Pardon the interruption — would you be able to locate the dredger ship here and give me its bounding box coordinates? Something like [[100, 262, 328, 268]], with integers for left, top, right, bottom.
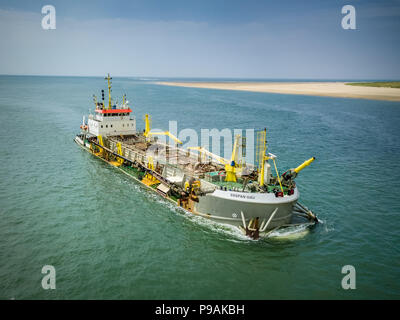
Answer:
[[75, 75, 317, 239]]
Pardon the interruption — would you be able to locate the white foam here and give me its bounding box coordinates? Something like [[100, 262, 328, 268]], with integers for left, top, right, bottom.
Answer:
[[265, 224, 311, 240]]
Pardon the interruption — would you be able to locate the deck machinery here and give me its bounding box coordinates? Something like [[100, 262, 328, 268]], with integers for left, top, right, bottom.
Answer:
[[75, 75, 317, 239]]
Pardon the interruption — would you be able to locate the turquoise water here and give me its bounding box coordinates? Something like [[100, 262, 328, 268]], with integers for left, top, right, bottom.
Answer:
[[0, 75, 399, 299]]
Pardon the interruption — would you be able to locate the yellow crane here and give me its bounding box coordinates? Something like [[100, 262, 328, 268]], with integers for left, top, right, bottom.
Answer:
[[225, 134, 241, 182], [188, 134, 242, 182], [143, 114, 183, 145]]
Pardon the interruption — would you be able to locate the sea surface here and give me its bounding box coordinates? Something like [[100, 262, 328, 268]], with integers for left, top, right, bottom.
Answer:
[[0, 75, 399, 299]]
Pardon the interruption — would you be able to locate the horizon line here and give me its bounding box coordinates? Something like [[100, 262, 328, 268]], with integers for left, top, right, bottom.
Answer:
[[0, 73, 399, 82]]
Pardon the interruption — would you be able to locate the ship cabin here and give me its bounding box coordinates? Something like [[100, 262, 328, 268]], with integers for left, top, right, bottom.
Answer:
[[87, 107, 136, 137]]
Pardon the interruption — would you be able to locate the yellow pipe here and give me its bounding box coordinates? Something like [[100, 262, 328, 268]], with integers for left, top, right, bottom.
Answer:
[[260, 162, 264, 186], [117, 142, 123, 164], [98, 135, 104, 146], [98, 135, 104, 155], [272, 158, 284, 193], [259, 129, 267, 186], [294, 157, 315, 173], [144, 114, 150, 137]]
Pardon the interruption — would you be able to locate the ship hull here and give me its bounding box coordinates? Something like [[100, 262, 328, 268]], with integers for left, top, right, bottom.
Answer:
[[74, 135, 298, 234], [195, 189, 297, 229]]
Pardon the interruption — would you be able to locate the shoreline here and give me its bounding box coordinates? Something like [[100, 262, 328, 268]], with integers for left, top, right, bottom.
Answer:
[[156, 81, 400, 102]]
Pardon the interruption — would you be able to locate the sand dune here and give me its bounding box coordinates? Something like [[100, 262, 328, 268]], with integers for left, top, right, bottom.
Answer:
[[157, 82, 400, 101]]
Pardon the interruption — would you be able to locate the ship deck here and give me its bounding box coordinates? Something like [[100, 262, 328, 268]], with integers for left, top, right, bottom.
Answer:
[[108, 134, 225, 177]]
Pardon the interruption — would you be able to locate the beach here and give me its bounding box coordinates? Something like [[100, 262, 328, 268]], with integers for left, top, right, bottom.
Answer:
[[157, 81, 400, 101]]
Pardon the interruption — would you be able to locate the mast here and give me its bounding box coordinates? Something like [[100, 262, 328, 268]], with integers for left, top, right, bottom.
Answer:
[[259, 128, 267, 186], [105, 73, 112, 110], [93, 94, 98, 109]]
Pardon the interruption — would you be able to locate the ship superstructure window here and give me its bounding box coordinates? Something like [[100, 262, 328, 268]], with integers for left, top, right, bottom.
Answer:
[[106, 125, 108, 128], [101, 125, 103, 128]]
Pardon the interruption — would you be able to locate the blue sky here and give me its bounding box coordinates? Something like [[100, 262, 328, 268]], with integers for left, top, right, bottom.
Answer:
[[0, 0, 399, 79]]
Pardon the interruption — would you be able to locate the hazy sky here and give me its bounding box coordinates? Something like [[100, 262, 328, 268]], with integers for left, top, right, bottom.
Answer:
[[0, 0, 399, 79]]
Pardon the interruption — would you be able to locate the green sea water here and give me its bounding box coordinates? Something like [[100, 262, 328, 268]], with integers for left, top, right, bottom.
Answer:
[[0, 75, 399, 299]]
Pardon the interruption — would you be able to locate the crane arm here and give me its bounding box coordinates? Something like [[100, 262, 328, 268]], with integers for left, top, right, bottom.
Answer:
[[147, 131, 182, 144], [143, 114, 182, 144], [294, 157, 315, 173], [230, 134, 241, 165], [187, 146, 228, 165]]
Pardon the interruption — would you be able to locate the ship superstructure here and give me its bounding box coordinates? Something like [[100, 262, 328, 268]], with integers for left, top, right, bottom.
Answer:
[[75, 75, 318, 239], [85, 74, 136, 137]]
